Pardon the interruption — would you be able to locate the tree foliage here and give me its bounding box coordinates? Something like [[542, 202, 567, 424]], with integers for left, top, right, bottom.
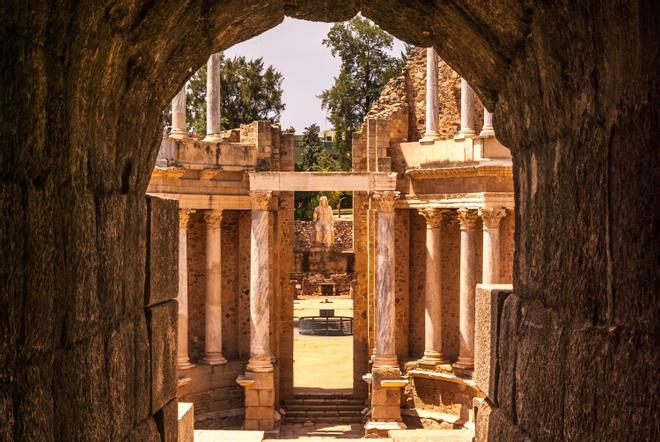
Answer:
[[185, 55, 285, 136], [320, 16, 406, 168]]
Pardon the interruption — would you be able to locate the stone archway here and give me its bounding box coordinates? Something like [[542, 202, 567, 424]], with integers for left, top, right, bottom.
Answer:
[[2, 2, 657, 441]]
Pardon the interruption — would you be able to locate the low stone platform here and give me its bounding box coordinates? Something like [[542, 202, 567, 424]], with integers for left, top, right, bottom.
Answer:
[[194, 429, 264, 441], [388, 429, 474, 441]]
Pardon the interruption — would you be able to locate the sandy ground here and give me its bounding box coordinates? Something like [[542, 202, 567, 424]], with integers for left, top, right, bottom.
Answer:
[[293, 297, 354, 393]]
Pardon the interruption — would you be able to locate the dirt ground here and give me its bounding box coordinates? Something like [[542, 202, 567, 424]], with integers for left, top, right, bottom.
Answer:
[[293, 297, 354, 392]]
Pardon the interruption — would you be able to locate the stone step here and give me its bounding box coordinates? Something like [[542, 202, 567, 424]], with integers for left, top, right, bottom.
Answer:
[[284, 404, 363, 412], [284, 398, 364, 407], [285, 409, 362, 418], [284, 416, 364, 424]]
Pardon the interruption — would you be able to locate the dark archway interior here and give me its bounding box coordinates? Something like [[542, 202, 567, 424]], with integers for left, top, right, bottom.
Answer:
[[2, 1, 658, 440]]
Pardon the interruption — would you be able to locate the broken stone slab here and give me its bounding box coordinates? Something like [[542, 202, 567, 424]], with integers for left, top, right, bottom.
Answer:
[[145, 196, 178, 307], [147, 300, 177, 413], [473, 284, 512, 403]]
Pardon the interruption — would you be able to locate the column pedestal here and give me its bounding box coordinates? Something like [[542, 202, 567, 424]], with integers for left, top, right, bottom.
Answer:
[[480, 108, 495, 137]]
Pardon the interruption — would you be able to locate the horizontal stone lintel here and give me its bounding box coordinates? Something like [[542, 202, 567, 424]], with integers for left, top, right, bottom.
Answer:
[[249, 172, 397, 192]]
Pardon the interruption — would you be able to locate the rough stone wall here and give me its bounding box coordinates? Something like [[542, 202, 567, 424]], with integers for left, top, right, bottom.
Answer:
[[293, 220, 353, 252], [367, 47, 483, 142], [298, 273, 355, 297], [408, 210, 427, 358], [498, 209, 515, 284], [352, 192, 370, 398], [3, 2, 657, 441], [394, 210, 411, 359], [237, 212, 252, 360]]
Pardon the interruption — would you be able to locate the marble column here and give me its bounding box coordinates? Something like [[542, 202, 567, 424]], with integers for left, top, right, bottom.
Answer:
[[458, 78, 476, 137], [454, 208, 479, 371], [171, 85, 188, 138], [177, 209, 195, 369], [480, 108, 495, 137], [418, 208, 448, 365], [479, 208, 507, 284], [247, 191, 274, 372], [203, 210, 227, 365], [372, 191, 399, 368], [421, 47, 441, 142], [205, 52, 223, 142]]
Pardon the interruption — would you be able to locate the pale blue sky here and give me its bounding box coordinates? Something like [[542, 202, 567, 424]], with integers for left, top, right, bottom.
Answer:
[[225, 17, 405, 134]]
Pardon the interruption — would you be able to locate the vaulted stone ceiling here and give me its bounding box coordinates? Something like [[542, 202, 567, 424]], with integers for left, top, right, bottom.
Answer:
[[2, 1, 657, 440]]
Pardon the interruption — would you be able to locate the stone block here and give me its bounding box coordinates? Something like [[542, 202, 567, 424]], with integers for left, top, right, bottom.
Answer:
[[372, 389, 400, 406], [154, 398, 178, 442], [134, 313, 151, 421], [145, 196, 178, 307], [245, 389, 259, 407], [177, 402, 194, 442], [475, 398, 492, 442], [147, 300, 177, 413], [244, 419, 259, 430], [474, 284, 512, 403], [259, 419, 275, 431], [245, 406, 274, 421], [258, 389, 274, 406], [372, 405, 401, 420], [246, 371, 274, 389]]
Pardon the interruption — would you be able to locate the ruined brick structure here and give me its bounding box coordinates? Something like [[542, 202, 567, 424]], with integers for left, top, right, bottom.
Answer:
[[2, 2, 657, 441]]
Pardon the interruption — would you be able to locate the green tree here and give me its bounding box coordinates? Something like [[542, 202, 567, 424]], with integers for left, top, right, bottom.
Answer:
[[185, 55, 285, 136], [299, 124, 324, 171], [320, 16, 406, 168]]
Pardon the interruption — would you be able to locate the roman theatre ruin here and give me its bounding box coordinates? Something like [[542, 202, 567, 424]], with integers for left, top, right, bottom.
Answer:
[[1, 2, 657, 441]]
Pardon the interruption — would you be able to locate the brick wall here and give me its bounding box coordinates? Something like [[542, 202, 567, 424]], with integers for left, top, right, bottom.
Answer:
[[293, 219, 353, 251]]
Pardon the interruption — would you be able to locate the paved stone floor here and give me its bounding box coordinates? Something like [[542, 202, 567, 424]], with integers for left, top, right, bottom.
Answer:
[[293, 297, 354, 393]]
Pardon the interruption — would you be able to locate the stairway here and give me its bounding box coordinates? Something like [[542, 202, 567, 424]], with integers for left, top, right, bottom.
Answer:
[[283, 393, 365, 424]]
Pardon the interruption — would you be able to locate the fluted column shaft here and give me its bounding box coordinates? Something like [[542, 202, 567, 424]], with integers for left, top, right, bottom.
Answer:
[[419, 208, 448, 364], [203, 210, 226, 364], [247, 191, 274, 372], [177, 210, 195, 369], [171, 86, 187, 137], [480, 208, 507, 284], [459, 78, 476, 136], [455, 209, 478, 370], [372, 191, 399, 368], [205, 52, 222, 141], [422, 48, 441, 142]]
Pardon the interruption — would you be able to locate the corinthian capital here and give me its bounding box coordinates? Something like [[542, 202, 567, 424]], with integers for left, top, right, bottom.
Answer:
[[457, 208, 479, 229], [371, 191, 399, 212], [479, 208, 506, 229], [250, 191, 272, 211], [419, 208, 449, 228], [179, 209, 195, 229], [203, 210, 223, 229]]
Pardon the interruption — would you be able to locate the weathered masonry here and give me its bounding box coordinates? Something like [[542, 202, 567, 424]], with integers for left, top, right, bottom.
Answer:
[[4, 2, 656, 441], [147, 47, 515, 436]]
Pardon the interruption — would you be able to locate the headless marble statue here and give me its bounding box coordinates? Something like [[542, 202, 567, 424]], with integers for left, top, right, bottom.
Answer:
[[313, 196, 334, 247]]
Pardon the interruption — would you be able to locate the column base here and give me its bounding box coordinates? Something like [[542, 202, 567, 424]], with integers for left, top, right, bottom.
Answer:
[[420, 132, 441, 144], [177, 358, 195, 370], [169, 130, 192, 140], [479, 127, 495, 137], [247, 356, 274, 373], [454, 130, 476, 140], [452, 358, 475, 377], [203, 133, 223, 142], [372, 355, 399, 369], [202, 353, 227, 365]]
